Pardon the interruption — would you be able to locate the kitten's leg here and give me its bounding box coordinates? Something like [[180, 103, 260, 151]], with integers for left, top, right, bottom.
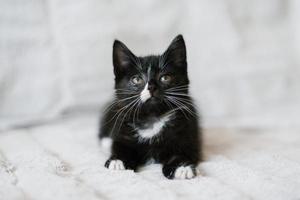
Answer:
[[161, 122, 201, 179], [162, 156, 197, 179], [105, 140, 142, 171], [160, 139, 200, 179]]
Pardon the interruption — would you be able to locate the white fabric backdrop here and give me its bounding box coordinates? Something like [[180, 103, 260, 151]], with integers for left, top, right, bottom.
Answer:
[[1, 0, 300, 130]]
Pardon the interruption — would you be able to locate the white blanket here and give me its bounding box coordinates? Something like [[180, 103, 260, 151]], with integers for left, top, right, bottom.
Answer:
[[1, 115, 299, 200]]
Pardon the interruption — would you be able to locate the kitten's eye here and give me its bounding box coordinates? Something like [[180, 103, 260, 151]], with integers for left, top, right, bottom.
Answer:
[[131, 75, 144, 85], [160, 75, 172, 83]]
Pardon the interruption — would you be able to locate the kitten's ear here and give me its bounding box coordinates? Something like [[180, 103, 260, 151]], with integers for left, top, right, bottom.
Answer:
[[113, 40, 136, 76], [163, 34, 187, 67]]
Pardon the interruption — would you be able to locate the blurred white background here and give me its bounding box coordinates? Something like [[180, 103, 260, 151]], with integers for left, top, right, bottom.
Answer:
[[1, 0, 300, 131]]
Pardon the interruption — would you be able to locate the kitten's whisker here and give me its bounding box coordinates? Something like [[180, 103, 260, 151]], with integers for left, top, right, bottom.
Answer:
[[169, 97, 198, 117], [171, 96, 196, 111], [115, 90, 138, 94], [110, 98, 140, 137], [166, 87, 189, 91], [166, 84, 189, 90], [116, 98, 140, 135], [166, 97, 189, 120], [102, 95, 139, 114], [102, 100, 117, 112], [133, 100, 142, 125], [104, 98, 138, 126], [163, 100, 184, 116], [172, 100, 195, 118], [163, 99, 174, 111], [173, 84, 189, 87], [115, 90, 139, 95], [166, 89, 189, 93], [115, 94, 140, 102], [115, 89, 139, 95], [167, 97, 195, 106], [136, 100, 142, 123], [166, 86, 189, 92], [115, 88, 135, 92], [164, 92, 191, 97], [170, 96, 196, 107], [166, 96, 198, 118], [164, 98, 183, 117]]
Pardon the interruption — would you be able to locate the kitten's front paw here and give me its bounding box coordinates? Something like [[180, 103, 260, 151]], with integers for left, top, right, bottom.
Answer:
[[105, 159, 125, 170], [174, 166, 195, 179], [163, 165, 196, 179]]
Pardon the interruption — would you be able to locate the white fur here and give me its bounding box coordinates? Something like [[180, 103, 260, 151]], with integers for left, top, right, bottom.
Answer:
[[140, 83, 151, 102], [100, 137, 112, 150], [108, 159, 125, 170], [174, 166, 195, 179], [137, 114, 172, 139]]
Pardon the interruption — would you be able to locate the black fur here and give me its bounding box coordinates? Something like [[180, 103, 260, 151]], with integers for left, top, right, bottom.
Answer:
[[99, 35, 202, 179]]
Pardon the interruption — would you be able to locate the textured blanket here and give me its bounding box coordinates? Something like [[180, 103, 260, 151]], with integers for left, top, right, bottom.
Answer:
[[0, 115, 299, 200]]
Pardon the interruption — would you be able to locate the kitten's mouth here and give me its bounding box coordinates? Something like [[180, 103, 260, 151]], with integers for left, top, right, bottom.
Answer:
[[144, 96, 161, 104]]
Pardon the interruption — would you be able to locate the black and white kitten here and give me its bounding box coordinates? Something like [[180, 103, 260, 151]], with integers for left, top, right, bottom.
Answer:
[[99, 35, 202, 179]]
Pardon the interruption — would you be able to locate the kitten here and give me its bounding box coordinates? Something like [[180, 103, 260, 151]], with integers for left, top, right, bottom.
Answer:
[[99, 35, 202, 179]]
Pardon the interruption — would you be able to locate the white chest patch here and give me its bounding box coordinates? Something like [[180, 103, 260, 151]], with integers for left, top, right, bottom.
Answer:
[[137, 113, 173, 139]]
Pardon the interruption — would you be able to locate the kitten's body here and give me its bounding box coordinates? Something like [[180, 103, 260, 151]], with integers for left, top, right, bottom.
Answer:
[[99, 35, 202, 179]]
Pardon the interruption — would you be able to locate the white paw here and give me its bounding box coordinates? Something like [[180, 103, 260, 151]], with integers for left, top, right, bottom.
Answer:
[[108, 159, 125, 170], [174, 166, 195, 179]]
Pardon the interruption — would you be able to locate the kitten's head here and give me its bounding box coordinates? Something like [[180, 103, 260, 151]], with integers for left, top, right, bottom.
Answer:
[[112, 35, 189, 115]]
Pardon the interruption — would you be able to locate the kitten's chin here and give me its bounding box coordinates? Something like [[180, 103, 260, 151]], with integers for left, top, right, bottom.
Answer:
[[142, 97, 164, 112], [144, 96, 161, 105]]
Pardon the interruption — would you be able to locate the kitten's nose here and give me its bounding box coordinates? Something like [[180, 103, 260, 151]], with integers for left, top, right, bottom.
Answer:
[[147, 82, 156, 94]]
